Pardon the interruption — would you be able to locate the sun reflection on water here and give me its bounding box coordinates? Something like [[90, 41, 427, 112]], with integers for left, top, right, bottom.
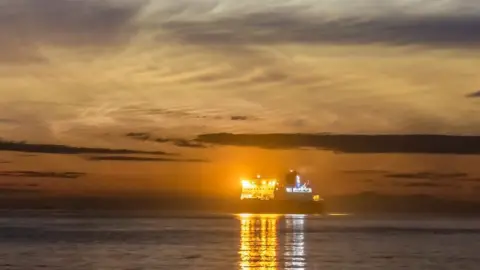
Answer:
[[239, 214, 278, 269], [284, 214, 306, 270], [237, 214, 306, 270]]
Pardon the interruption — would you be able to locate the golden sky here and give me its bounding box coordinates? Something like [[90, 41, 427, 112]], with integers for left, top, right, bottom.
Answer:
[[0, 0, 479, 200]]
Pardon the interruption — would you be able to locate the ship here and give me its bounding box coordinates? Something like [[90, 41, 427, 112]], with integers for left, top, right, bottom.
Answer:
[[235, 170, 325, 214]]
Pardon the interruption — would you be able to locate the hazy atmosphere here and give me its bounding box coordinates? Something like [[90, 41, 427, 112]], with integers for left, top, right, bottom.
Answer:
[[1, 0, 480, 207]]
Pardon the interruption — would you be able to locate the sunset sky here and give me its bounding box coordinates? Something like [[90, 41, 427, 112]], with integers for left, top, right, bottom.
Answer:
[[0, 0, 479, 201]]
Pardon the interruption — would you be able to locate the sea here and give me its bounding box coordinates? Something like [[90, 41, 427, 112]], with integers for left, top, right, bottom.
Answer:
[[0, 212, 479, 270]]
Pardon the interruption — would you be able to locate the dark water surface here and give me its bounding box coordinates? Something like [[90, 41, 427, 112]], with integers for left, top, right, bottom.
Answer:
[[0, 213, 479, 269]]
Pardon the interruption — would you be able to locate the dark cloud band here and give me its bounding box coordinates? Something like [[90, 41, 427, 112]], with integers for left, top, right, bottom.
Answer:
[[195, 133, 480, 155], [88, 156, 208, 163], [0, 139, 171, 155], [466, 91, 480, 98], [126, 133, 208, 149], [162, 13, 480, 47], [0, 171, 85, 179]]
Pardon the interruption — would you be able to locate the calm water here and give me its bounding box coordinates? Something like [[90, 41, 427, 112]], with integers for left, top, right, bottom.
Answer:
[[0, 213, 479, 269]]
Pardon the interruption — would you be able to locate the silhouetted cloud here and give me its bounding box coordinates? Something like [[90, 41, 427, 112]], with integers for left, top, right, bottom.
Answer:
[[195, 133, 480, 155], [162, 12, 480, 47], [386, 172, 469, 180], [126, 133, 208, 149], [88, 156, 208, 163], [466, 91, 480, 98], [0, 139, 171, 155], [0, 171, 85, 179]]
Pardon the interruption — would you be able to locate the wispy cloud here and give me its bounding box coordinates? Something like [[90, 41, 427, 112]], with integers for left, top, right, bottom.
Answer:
[[1, 0, 479, 142], [0, 171, 85, 179], [196, 133, 480, 155], [3, 0, 479, 65]]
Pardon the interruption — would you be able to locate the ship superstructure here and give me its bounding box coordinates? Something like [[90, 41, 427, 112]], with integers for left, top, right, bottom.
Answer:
[[277, 170, 320, 201], [240, 175, 278, 200], [240, 170, 322, 202]]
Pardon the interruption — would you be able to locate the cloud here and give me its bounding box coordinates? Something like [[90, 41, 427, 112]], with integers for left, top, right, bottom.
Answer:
[[466, 91, 480, 98], [88, 156, 208, 162], [397, 182, 460, 188], [122, 107, 219, 120], [0, 139, 171, 155], [231, 116, 249, 121], [162, 11, 480, 47], [126, 132, 151, 141], [0, 0, 141, 45], [343, 169, 390, 175], [171, 139, 208, 149], [230, 115, 258, 121], [386, 172, 469, 180], [3, 0, 478, 64], [195, 133, 480, 155], [0, 0, 143, 63], [401, 182, 457, 188], [344, 170, 476, 187], [126, 133, 208, 148], [0, 118, 18, 125], [0, 171, 85, 179], [0, 188, 41, 196], [327, 191, 480, 213], [0, 183, 39, 188]]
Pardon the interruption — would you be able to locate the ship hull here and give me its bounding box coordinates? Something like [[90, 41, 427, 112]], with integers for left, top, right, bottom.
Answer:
[[234, 199, 324, 215]]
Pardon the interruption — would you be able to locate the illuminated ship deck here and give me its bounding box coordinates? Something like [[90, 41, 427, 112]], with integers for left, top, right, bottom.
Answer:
[[238, 171, 324, 214]]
